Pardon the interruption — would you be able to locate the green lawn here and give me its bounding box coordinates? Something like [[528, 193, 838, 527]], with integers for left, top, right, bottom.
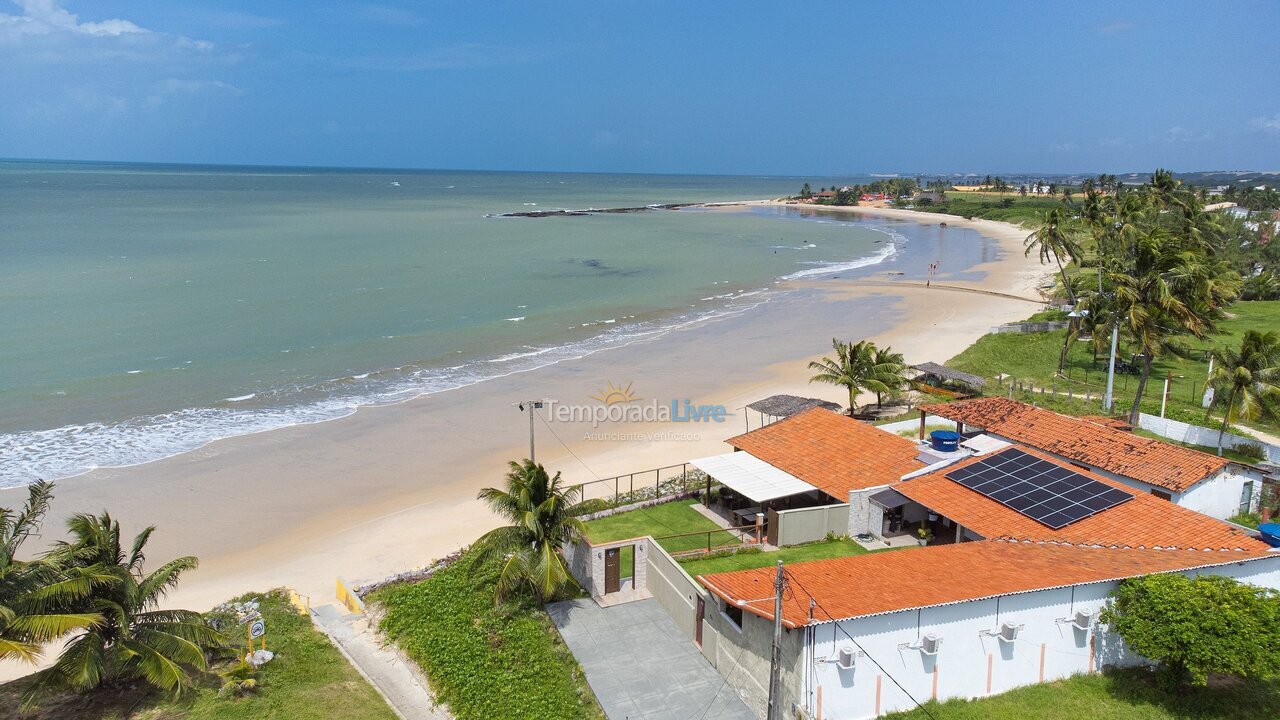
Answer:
[[0, 590, 396, 720], [882, 667, 1280, 720], [372, 552, 604, 720], [678, 537, 885, 577], [946, 300, 1280, 436], [585, 498, 740, 564], [905, 192, 1062, 227]]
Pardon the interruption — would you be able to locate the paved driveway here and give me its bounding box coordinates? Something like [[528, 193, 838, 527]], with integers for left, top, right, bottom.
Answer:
[[549, 598, 756, 720]]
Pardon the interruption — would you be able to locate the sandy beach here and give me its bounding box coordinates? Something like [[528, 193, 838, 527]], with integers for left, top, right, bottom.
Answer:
[[0, 203, 1045, 680]]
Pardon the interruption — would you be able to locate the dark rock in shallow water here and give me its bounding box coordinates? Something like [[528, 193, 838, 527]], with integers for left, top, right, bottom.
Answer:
[[491, 202, 700, 218]]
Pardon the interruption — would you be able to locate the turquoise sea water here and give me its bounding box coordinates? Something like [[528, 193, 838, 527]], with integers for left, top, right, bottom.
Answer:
[[0, 162, 946, 486]]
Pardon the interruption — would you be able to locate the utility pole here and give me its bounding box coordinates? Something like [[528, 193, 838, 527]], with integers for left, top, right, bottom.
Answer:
[[1103, 323, 1118, 412], [520, 400, 544, 462], [767, 561, 786, 720]]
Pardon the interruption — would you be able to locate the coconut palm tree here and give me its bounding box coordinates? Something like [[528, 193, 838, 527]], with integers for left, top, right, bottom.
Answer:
[[808, 339, 905, 415], [1107, 226, 1219, 425], [869, 345, 908, 408], [1024, 206, 1082, 304], [0, 482, 101, 663], [1206, 331, 1280, 454], [24, 513, 222, 703], [475, 460, 587, 604]]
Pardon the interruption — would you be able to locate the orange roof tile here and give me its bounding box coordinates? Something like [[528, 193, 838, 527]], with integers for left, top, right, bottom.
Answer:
[[698, 541, 1275, 628], [727, 408, 924, 499], [894, 447, 1264, 551], [921, 397, 1230, 492]]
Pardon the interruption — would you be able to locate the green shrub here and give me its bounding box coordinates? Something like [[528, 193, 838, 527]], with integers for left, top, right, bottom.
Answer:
[[1233, 442, 1267, 462], [1102, 574, 1280, 688]]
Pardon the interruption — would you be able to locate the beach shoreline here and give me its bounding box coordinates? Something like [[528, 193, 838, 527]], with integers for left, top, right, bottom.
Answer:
[[0, 202, 1047, 680]]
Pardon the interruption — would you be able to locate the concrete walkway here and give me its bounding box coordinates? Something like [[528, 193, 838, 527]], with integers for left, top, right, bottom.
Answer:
[[312, 603, 451, 720], [549, 598, 755, 720]]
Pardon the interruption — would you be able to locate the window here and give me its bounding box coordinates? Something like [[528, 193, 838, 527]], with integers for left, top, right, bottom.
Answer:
[[722, 602, 743, 630], [1151, 489, 1173, 502]]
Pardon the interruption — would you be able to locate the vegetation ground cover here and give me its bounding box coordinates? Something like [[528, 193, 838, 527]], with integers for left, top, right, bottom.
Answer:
[[881, 667, 1280, 720], [372, 551, 604, 720], [584, 499, 739, 575], [0, 590, 395, 720], [677, 537, 884, 576], [908, 191, 1063, 226], [946, 300, 1280, 437]]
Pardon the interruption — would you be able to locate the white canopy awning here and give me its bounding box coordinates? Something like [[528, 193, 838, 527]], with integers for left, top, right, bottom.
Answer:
[[690, 452, 817, 502]]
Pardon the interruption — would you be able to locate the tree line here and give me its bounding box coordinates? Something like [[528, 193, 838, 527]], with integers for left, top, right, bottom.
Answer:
[[1024, 169, 1279, 436]]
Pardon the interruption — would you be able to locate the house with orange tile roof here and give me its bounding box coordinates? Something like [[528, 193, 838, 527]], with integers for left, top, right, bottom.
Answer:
[[684, 442, 1280, 720], [689, 408, 928, 546], [918, 397, 1265, 520]]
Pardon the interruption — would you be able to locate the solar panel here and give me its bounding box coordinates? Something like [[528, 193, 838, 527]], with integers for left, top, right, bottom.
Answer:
[[945, 448, 1132, 529]]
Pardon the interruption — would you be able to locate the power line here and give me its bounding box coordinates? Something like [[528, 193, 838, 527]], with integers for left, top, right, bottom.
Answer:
[[783, 569, 940, 720], [534, 409, 602, 481]]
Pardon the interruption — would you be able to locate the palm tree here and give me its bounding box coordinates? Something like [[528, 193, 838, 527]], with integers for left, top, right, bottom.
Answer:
[[1206, 331, 1280, 454], [475, 460, 587, 604], [869, 345, 908, 408], [1024, 206, 1082, 304], [808, 339, 905, 415], [24, 513, 222, 702], [1108, 226, 1218, 424], [1, 482, 101, 664]]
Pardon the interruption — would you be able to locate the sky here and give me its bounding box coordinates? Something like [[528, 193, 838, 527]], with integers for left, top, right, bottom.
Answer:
[[1, 0, 1278, 176]]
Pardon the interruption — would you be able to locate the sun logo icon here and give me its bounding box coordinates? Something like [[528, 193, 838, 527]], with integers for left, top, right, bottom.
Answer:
[[591, 381, 638, 405]]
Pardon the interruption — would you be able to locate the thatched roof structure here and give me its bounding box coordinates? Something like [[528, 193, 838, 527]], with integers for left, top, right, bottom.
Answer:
[[911, 362, 986, 389], [746, 394, 843, 418]]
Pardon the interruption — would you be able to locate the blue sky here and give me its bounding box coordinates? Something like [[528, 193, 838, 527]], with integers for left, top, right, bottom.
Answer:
[[1, 0, 1277, 175]]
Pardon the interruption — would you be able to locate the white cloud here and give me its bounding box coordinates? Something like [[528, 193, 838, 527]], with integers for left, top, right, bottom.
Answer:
[[0, 0, 147, 38], [1253, 113, 1280, 134], [1160, 126, 1213, 143], [1050, 142, 1078, 153], [358, 4, 423, 27], [1095, 20, 1135, 35], [142, 78, 241, 110]]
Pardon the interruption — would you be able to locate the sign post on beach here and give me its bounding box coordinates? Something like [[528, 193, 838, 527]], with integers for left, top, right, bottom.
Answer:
[[248, 618, 266, 652]]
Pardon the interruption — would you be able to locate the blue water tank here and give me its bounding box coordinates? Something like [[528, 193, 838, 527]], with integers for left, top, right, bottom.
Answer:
[[1258, 523, 1280, 548], [930, 430, 961, 453]]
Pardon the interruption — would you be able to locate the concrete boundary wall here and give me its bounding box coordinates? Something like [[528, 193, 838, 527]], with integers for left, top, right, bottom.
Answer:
[[774, 504, 850, 546], [1138, 413, 1280, 463]]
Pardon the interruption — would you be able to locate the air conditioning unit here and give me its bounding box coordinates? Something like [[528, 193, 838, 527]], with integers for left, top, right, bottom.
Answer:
[[999, 622, 1021, 642], [1072, 609, 1094, 631], [836, 646, 856, 670], [920, 633, 942, 656]]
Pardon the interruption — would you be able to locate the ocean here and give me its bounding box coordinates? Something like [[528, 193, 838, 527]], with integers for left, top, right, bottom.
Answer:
[[0, 161, 956, 487]]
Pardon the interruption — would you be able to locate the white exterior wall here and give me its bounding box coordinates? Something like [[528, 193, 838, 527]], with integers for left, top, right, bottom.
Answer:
[[799, 555, 1280, 720], [1177, 467, 1262, 519]]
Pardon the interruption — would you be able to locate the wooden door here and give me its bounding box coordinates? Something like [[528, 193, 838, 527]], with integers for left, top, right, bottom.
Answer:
[[604, 547, 621, 594], [695, 596, 705, 647]]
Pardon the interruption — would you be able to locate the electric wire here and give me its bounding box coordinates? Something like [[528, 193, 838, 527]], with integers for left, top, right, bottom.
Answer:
[[783, 568, 940, 720]]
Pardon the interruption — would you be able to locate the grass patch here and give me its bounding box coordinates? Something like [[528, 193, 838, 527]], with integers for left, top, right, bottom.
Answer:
[[1229, 512, 1262, 529], [0, 590, 396, 720], [679, 538, 882, 576], [586, 498, 739, 553], [372, 551, 604, 720], [882, 666, 1280, 719], [946, 300, 1280, 436], [907, 192, 1062, 227]]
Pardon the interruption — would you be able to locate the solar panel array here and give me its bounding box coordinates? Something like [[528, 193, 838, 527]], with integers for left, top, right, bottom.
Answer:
[[945, 448, 1133, 529]]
